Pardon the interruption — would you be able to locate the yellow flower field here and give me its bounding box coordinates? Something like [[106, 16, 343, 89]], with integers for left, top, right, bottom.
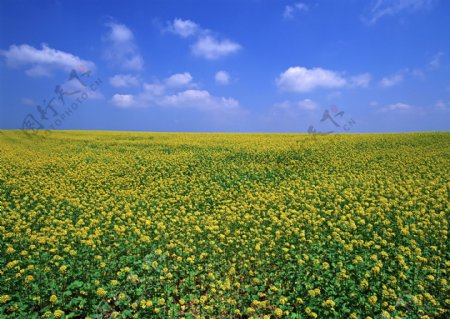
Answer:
[[0, 130, 449, 318]]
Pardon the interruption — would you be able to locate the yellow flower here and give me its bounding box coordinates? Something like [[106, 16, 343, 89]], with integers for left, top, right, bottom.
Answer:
[[322, 299, 335, 309], [24, 275, 34, 283], [359, 279, 369, 289], [59, 265, 67, 272], [274, 307, 283, 317], [368, 295, 378, 305], [54, 310, 64, 318], [50, 295, 58, 303], [0, 295, 11, 303], [158, 298, 165, 305], [96, 288, 107, 297]]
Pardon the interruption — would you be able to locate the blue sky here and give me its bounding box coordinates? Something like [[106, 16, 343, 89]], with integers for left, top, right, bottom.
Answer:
[[0, 0, 449, 132]]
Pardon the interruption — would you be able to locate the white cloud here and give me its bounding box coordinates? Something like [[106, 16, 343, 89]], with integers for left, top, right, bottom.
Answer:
[[111, 94, 136, 108], [111, 71, 240, 111], [0, 43, 95, 77], [25, 64, 53, 77], [276, 66, 347, 92], [166, 18, 199, 38], [215, 70, 230, 85], [429, 51, 444, 69], [164, 18, 241, 60], [160, 89, 239, 110], [382, 102, 412, 111], [297, 98, 318, 110], [109, 74, 140, 88], [275, 98, 318, 111], [380, 73, 404, 87], [165, 72, 193, 87], [191, 35, 241, 60], [365, 0, 433, 25], [143, 83, 166, 96], [283, 2, 309, 19], [103, 22, 143, 70], [350, 73, 371, 87]]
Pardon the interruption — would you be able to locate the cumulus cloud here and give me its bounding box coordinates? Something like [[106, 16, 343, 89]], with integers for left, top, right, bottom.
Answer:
[[160, 89, 239, 110], [165, 72, 193, 87], [164, 18, 241, 60], [283, 2, 309, 19], [110, 72, 239, 110], [103, 22, 143, 70], [191, 35, 241, 60], [111, 94, 136, 108], [276, 66, 348, 92], [215, 70, 230, 85], [297, 98, 318, 110], [381, 102, 412, 111], [0, 43, 95, 77], [166, 18, 200, 38], [275, 98, 318, 111], [109, 74, 140, 88], [380, 73, 403, 87], [350, 73, 371, 87], [143, 83, 166, 96], [364, 0, 433, 25]]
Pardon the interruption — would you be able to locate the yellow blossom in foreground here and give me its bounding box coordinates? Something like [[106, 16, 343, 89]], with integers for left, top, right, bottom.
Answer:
[[368, 295, 378, 305], [24, 275, 34, 283], [96, 288, 107, 297], [0, 295, 11, 303], [274, 308, 283, 317]]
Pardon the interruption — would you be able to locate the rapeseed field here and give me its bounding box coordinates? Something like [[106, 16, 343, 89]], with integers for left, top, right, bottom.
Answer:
[[0, 131, 449, 318]]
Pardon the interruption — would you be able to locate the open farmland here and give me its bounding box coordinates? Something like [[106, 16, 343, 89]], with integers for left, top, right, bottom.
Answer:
[[0, 131, 449, 318]]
